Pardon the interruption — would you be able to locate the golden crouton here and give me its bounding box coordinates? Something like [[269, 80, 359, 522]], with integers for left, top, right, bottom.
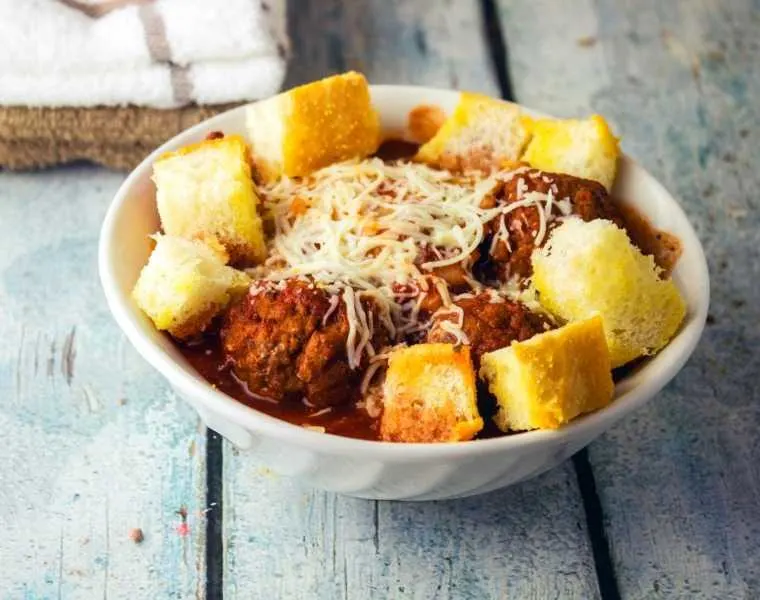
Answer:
[[407, 104, 446, 144], [531, 218, 686, 367], [245, 71, 381, 182], [132, 235, 250, 339], [415, 92, 531, 171], [521, 115, 620, 190], [480, 316, 614, 432], [152, 135, 267, 265], [381, 344, 483, 443]]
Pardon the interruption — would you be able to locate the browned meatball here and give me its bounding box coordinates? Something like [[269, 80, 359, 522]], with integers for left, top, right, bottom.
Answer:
[[427, 292, 552, 367], [484, 169, 624, 280], [221, 280, 387, 407]]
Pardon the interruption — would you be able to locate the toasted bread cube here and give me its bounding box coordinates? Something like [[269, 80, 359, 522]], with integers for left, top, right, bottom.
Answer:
[[415, 92, 531, 171], [381, 344, 483, 443], [153, 135, 267, 265], [480, 316, 614, 431], [532, 219, 686, 367], [245, 71, 381, 182], [407, 104, 447, 144], [132, 235, 250, 339], [521, 115, 620, 190]]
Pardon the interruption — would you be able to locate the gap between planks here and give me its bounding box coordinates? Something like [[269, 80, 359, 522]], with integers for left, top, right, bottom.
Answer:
[[573, 450, 622, 600], [206, 430, 224, 600]]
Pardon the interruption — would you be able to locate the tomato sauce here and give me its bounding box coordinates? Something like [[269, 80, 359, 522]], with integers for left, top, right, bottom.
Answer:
[[181, 335, 381, 440]]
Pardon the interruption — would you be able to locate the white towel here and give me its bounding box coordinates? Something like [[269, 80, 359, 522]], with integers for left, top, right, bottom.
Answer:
[[0, 0, 288, 108]]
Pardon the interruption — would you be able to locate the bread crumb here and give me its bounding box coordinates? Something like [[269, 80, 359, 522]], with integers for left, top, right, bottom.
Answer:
[[129, 528, 144, 544], [577, 36, 597, 47]]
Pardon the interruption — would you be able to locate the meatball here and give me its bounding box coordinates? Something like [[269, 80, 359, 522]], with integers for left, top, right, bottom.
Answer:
[[427, 292, 552, 367], [484, 169, 624, 280], [221, 280, 386, 407]]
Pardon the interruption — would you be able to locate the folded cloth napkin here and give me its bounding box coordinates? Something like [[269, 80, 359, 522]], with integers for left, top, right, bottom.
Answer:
[[0, 0, 287, 108], [0, 0, 288, 170]]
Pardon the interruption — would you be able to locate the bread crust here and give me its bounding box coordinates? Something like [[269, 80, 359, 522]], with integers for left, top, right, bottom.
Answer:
[[521, 115, 620, 190], [480, 316, 615, 431], [415, 92, 531, 172], [153, 135, 267, 265], [531, 218, 686, 367], [246, 71, 381, 182], [381, 344, 483, 442], [132, 235, 249, 339]]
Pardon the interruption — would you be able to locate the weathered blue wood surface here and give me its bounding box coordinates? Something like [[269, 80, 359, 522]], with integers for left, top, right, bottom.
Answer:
[[224, 462, 598, 599], [222, 2, 601, 599], [0, 167, 207, 598], [2, 0, 758, 598], [500, 0, 760, 596], [282, 0, 502, 93]]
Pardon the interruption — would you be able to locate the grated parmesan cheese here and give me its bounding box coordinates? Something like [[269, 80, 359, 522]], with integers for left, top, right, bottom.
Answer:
[[254, 159, 561, 368]]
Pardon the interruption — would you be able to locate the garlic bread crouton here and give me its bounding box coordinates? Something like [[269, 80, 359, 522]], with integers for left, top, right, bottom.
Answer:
[[245, 71, 381, 182], [521, 115, 620, 190], [407, 104, 447, 144], [480, 316, 614, 432], [415, 92, 530, 171], [381, 343, 483, 443], [132, 235, 250, 339], [531, 219, 686, 367], [153, 135, 267, 265]]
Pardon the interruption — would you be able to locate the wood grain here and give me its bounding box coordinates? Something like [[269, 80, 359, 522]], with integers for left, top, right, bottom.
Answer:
[[499, 0, 760, 596], [282, 0, 500, 95], [224, 459, 599, 599], [222, 2, 600, 598], [0, 167, 207, 598], [4, 1, 756, 597]]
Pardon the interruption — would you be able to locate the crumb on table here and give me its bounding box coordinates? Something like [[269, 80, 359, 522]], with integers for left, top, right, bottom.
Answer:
[[129, 528, 144, 544]]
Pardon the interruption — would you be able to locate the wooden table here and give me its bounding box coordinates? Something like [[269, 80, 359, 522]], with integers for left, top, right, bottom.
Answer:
[[1, 1, 758, 598]]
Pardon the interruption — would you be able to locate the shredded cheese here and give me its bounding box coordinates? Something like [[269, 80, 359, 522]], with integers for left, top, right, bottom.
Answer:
[[308, 407, 333, 418], [359, 344, 407, 395], [321, 294, 340, 326], [255, 159, 564, 369]]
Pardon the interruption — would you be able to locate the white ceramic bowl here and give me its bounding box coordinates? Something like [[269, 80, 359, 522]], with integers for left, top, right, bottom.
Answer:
[[99, 85, 709, 501]]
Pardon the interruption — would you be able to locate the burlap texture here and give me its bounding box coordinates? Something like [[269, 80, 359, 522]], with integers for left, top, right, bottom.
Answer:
[[0, 104, 236, 171]]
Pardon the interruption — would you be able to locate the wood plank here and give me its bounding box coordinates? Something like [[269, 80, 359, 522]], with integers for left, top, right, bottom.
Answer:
[[224, 460, 599, 599], [499, 0, 760, 596], [282, 0, 500, 94], [0, 166, 208, 598], [223, 1, 599, 598]]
